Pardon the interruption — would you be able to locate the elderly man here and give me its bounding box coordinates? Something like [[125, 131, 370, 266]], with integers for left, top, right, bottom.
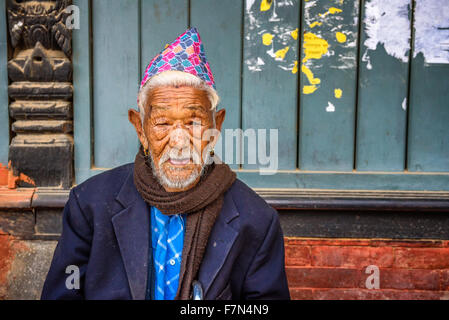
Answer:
[[41, 28, 290, 300]]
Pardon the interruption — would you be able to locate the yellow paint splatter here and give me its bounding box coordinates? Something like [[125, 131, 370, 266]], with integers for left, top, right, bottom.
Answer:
[[302, 32, 329, 63], [302, 64, 320, 85], [262, 33, 274, 46], [319, 7, 343, 17], [301, 32, 329, 94], [291, 28, 299, 40], [292, 61, 298, 74], [275, 46, 290, 60], [334, 88, 343, 99], [329, 7, 343, 14], [336, 32, 347, 43], [260, 0, 273, 12], [310, 21, 323, 28], [303, 85, 318, 94]]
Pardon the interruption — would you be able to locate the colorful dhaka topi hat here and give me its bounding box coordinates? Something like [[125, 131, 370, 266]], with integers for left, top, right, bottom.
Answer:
[[139, 27, 216, 91]]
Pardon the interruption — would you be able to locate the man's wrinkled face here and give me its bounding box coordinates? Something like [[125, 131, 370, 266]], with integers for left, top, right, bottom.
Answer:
[[129, 86, 225, 192]]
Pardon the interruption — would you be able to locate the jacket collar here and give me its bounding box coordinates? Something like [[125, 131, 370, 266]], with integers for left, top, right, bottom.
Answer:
[[199, 185, 240, 297], [115, 167, 140, 208], [112, 169, 150, 300], [112, 165, 240, 300]]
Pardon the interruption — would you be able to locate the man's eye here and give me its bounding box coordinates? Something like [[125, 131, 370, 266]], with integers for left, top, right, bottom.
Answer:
[[189, 120, 202, 126]]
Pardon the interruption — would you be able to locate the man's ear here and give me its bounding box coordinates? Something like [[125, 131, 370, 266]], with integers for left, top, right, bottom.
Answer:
[[214, 109, 226, 133], [128, 108, 148, 149]]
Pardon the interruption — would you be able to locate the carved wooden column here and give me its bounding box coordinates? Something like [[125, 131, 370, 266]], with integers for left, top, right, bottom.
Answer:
[[7, 0, 73, 188]]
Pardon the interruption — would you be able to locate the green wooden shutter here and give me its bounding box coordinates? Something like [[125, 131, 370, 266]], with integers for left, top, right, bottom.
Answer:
[[73, 0, 449, 191]]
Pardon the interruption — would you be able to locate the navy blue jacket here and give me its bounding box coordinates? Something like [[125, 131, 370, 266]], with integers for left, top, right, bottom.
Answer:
[[41, 163, 290, 300]]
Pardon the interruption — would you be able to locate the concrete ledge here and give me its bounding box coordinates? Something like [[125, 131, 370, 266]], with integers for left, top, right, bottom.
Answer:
[[0, 188, 67, 239], [257, 189, 449, 211], [0, 188, 34, 208], [0, 187, 70, 209], [1, 188, 449, 240], [31, 188, 69, 208], [3, 187, 449, 211]]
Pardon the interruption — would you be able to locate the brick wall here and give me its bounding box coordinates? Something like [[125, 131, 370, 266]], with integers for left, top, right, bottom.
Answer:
[[0, 164, 8, 186], [284, 237, 449, 300]]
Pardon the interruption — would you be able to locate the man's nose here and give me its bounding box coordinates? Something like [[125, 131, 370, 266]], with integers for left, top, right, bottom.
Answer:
[[169, 127, 190, 150]]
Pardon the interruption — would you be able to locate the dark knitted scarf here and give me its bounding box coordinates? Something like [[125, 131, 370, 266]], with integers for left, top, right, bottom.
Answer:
[[133, 147, 236, 300]]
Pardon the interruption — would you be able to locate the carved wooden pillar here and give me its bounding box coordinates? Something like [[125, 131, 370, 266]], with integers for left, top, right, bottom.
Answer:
[[7, 0, 73, 188]]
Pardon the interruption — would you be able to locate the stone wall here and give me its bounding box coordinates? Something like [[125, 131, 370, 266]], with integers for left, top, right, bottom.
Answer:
[[0, 236, 56, 300]]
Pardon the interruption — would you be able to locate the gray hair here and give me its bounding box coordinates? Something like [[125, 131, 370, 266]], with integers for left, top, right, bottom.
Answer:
[[137, 70, 220, 125]]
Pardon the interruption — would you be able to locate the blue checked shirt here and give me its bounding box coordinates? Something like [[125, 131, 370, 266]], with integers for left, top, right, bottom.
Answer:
[[150, 206, 185, 300]]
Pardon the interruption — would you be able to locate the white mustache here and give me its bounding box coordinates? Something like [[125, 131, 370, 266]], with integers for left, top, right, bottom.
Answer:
[[159, 147, 202, 166]]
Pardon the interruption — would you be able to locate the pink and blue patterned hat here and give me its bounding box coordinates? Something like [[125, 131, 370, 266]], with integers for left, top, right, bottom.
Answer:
[[140, 27, 216, 91]]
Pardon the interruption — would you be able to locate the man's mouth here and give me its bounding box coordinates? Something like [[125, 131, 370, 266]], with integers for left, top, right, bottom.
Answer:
[[168, 158, 190, 166]]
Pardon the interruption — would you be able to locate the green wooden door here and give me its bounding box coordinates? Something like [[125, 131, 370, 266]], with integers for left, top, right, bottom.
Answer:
[[73, 0, 449, 191]]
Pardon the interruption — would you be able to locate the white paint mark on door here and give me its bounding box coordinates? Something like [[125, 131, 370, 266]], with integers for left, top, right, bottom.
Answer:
[[246, 56, 266, 72], [414, 0, 449, 64], [362, 0, 411, 69]]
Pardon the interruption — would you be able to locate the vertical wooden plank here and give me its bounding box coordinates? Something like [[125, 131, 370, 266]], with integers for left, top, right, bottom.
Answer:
[[408, 0, 449, 172], [140, 0, 189, 75], [242, 0, 300, 170], [0, 0, 9, 165], [73, 0, 93, 183], [298, 0, 359, 171], [92, 0, 140, 168], [356, 0, 410, 171], [190, 0, 243, 169]]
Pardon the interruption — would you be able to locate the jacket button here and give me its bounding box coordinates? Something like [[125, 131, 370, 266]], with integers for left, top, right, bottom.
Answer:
[[169, 259, 176, 266]]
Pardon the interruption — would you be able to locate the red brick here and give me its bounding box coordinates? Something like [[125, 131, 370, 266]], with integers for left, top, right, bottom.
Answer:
[[0, 164, 8, 186], [394, 248, 449, 269], [381, 269, 440, 290], [284, 244, 311, 266], [289, 288, 314, 300], [285, 237, 372, 247], [312, 246, 394, 268], [311, 288, 448, 300], [284, 237, 447, 248], [286, 267, 365, 288], [441, 270, 449, 290], [287, 266, 441, 291], [312, 288, 385, 300], [0, 188, 34, 209], [370, 239, 446, 248]]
